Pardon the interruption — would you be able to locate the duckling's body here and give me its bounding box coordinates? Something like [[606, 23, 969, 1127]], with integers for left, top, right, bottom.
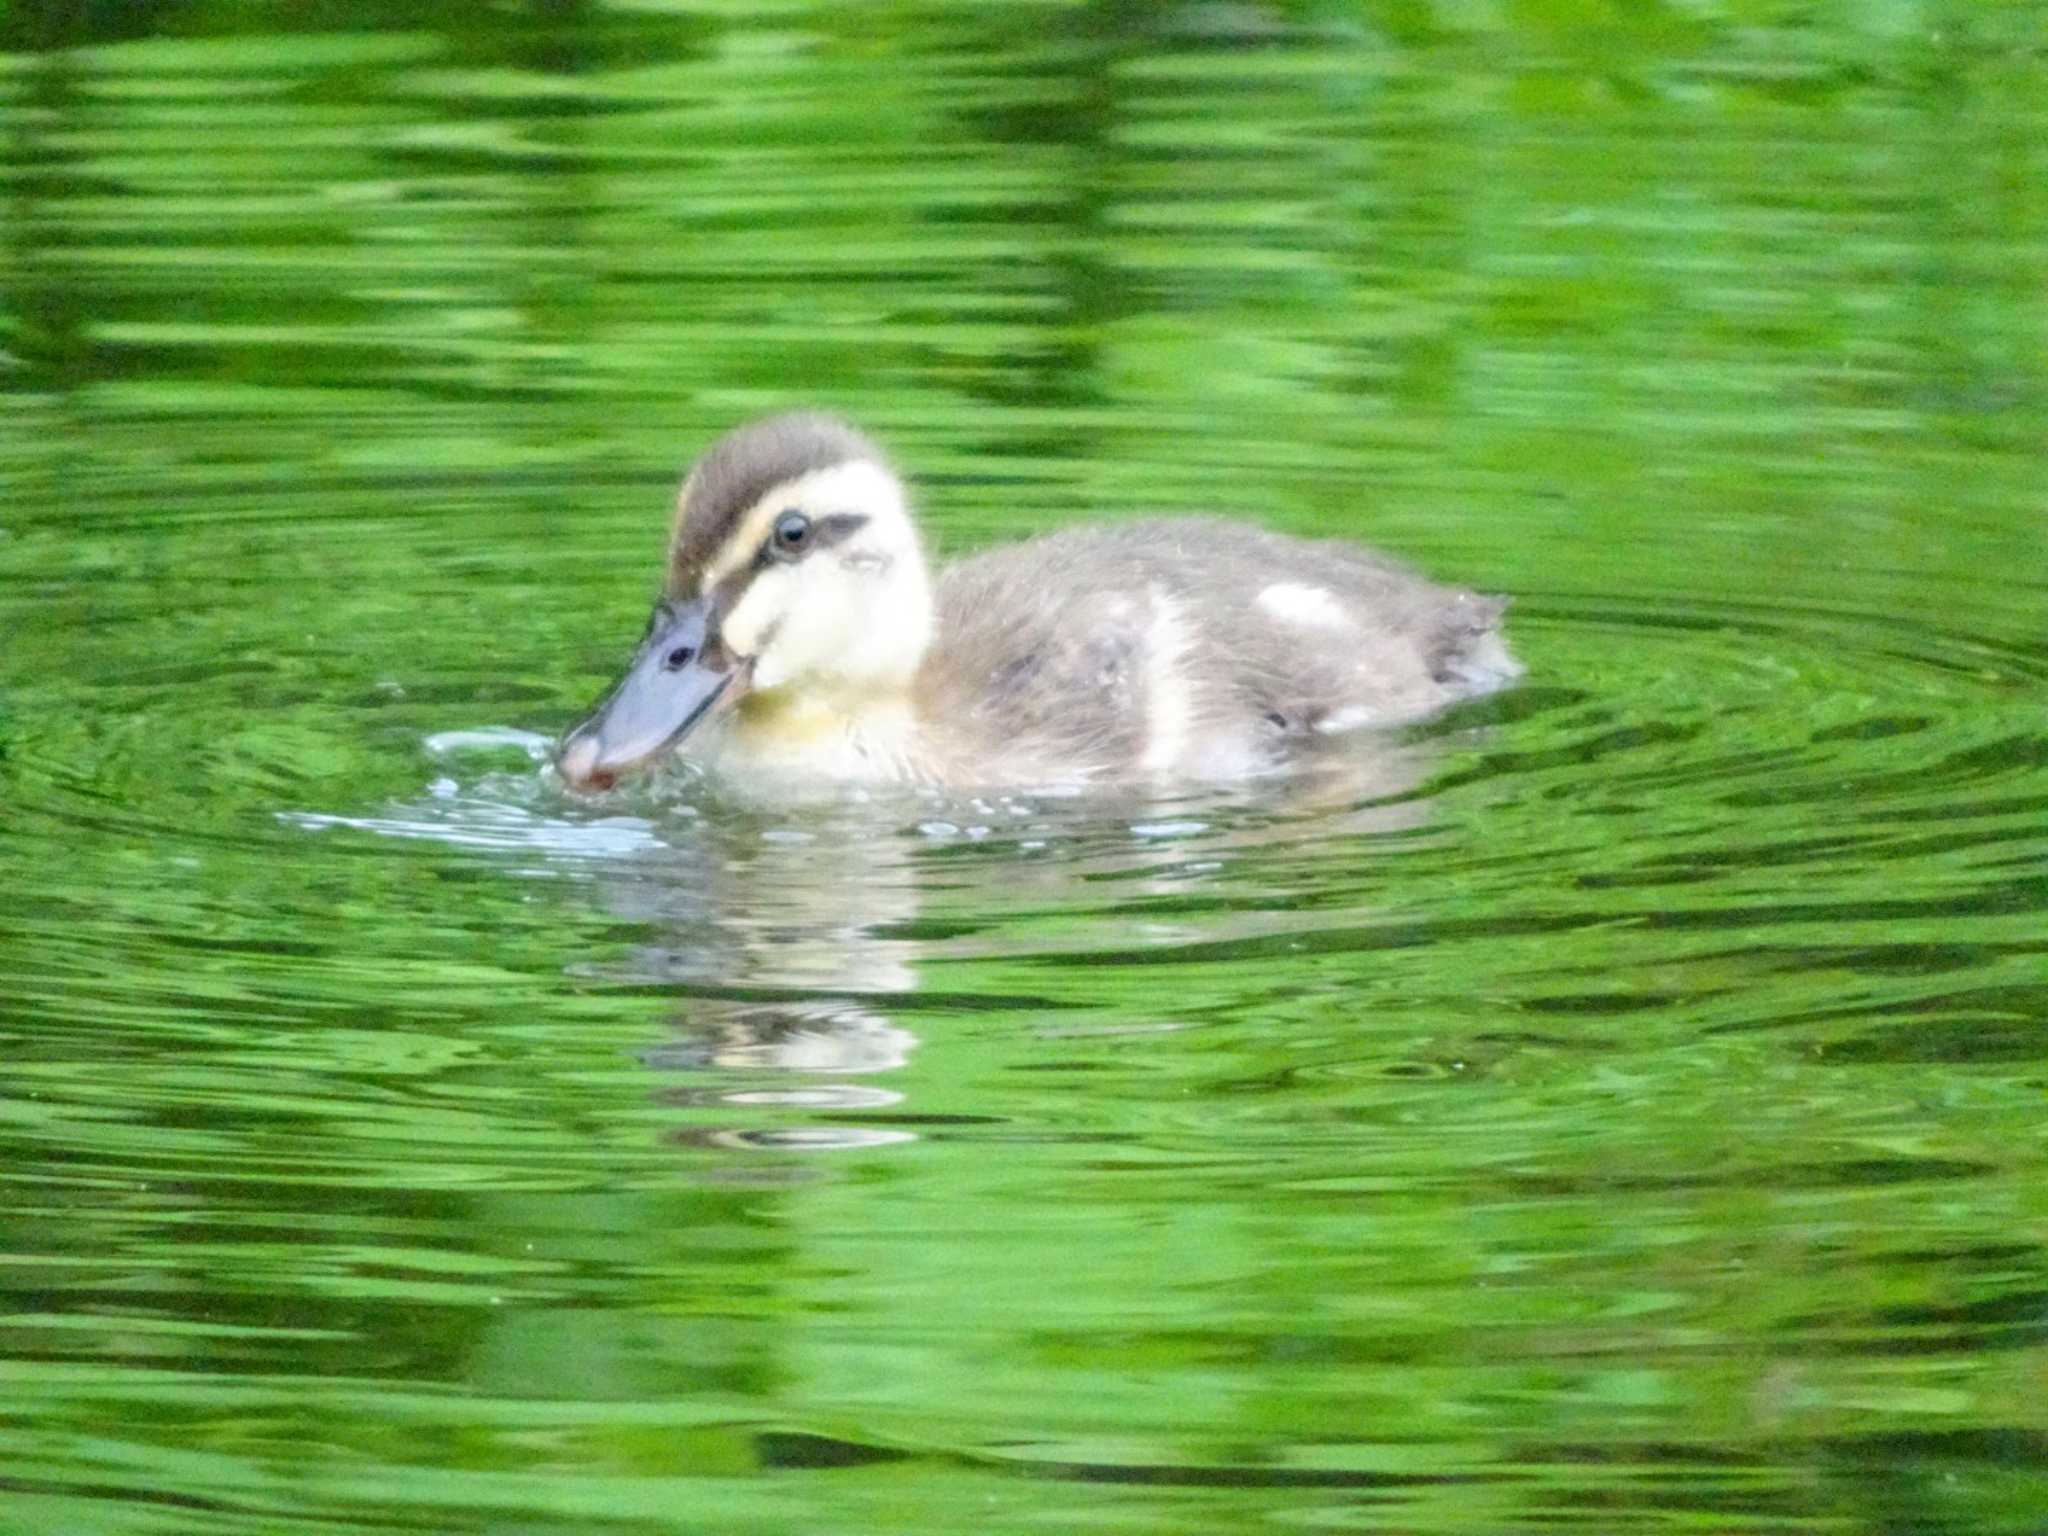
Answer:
[[556, 416, 1516, 794]]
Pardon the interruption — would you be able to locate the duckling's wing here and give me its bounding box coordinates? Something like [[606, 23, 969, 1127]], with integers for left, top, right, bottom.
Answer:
[[922, 518, 1516, 781], [1221, 528, 1520, 732], [919, 555, 1161, 779]]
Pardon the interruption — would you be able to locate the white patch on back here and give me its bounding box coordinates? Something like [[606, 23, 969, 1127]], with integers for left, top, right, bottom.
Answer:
[[1315, 704, 1378, 735], [1256, 581, 1351, 630], [1138, 586, 1194, 774]]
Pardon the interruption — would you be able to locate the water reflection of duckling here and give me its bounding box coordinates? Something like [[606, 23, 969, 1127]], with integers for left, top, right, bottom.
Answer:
[[557, 414, 1518, 794]]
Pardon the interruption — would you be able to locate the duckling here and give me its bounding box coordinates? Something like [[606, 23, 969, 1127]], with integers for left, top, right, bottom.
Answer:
[[556, 414, 1518, 793]]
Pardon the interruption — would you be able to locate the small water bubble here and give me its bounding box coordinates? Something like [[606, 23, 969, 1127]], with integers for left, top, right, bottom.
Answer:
[[722, 1085, 903, 1109], [424, 727, 554, 762], [428, 776, 458, 799], [1131, 819, 1207, 839], [712, 1126, 918, 1152], [918, 820, 961, 839]]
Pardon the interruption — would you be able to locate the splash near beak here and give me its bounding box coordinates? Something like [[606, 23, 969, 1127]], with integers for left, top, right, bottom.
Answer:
[[556, 598, 746, 791]]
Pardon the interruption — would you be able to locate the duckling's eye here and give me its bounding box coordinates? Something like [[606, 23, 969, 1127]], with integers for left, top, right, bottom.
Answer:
[[770, 510, 812, 558], [663, 644, 695, 671]]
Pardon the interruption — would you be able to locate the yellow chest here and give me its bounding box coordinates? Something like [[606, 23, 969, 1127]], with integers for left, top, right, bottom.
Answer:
[[712, 693, 925, 784]]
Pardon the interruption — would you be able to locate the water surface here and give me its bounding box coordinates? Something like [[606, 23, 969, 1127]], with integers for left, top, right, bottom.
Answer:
[[4, 4, 2048, 1533]]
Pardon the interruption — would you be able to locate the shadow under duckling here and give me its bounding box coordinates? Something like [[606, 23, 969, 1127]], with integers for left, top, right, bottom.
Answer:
[[557, 414, 1519, 794]]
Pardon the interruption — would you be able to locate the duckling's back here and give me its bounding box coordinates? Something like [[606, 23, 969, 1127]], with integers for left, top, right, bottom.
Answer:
[[917, 517, 1518, 784]]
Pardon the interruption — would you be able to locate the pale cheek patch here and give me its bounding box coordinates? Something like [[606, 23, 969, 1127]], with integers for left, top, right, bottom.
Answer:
[[1257, 582, 1352, 630], [733, 564, 867, 693], [857, 574, 930, 667], [721, 571, 787, 659]]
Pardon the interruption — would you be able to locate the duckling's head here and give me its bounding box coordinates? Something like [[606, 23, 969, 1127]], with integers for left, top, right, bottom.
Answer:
[[557, 414, 932, 791]]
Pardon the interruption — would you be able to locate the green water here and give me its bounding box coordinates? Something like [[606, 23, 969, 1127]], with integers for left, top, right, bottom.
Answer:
[[4, 3, 2048, 1532]]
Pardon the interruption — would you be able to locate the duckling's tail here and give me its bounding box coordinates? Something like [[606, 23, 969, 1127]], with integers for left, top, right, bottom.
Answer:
[[1431, 593, 1522, 696]]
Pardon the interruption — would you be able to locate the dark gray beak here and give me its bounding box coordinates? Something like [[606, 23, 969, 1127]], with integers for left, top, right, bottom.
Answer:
[[556, 598, 745, 791]]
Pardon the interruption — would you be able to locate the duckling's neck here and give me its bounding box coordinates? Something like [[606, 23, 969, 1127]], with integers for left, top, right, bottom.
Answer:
[[720, 683, 929, 784]]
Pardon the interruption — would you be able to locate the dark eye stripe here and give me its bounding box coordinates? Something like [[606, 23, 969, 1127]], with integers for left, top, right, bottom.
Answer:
[[813, 512, 869, 547], [752, 510, 869, 569]]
